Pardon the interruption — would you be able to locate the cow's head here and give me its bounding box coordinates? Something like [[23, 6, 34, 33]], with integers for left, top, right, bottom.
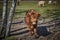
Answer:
[[25, 9, 40, 26], [31, 13, 40, 25]]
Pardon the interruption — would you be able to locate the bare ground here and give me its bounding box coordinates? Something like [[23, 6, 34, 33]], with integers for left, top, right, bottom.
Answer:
[[9, 18, 60, 40]]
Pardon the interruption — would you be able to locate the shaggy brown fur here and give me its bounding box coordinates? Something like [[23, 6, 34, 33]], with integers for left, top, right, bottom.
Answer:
[[25, 9, 40, 37]]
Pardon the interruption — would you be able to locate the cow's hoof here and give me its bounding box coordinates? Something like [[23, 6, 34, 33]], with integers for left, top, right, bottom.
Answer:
[[29, 33, 33, 36], [34, 35, 39, 39]]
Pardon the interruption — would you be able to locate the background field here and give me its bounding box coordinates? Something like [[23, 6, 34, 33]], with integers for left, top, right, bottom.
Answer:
[[0, 1, 60, 19], [13, 1, 60, 20]]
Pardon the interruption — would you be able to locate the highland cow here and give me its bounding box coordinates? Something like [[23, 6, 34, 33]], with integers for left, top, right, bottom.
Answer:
[[25, 9, 40, 38]]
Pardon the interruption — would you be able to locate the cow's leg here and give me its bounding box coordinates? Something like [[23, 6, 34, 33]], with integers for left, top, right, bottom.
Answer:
[[40, 4, 42, 7], [34, 28, 39, 38], [31, 26, 34, 34], [43, 4, 44, 7], [26, 25, 33, 36], [33, 26, 39, 38], [34, 28, 37, 33]]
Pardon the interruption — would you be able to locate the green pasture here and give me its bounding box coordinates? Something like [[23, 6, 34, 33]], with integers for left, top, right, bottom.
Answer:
[[0, 1, 60, 19], [14, 1, 60, 19]]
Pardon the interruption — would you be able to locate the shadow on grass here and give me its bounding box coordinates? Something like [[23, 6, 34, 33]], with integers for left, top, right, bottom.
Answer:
[[9, 30, 29, 36], [12, 20, 24, 24], [10, 26, 51, 37], [10, 27, 27, 33]]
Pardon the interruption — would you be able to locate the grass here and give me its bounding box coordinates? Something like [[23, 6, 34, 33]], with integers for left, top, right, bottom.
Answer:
[[13, 1, 60, 19], [0, 1, 60, 19], [3, 36, 17, 40]]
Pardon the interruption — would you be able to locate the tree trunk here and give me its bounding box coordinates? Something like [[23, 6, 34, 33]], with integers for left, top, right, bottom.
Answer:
[[5, 0, 17, 37], [1, 0, 8, 38]]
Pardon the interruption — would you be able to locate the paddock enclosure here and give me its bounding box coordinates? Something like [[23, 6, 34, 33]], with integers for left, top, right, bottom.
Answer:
[[0, 1, 60, 40]]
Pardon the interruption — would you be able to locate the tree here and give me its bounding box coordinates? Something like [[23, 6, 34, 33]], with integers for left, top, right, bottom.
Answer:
[[1, 0, 8, 38], [5, 0, 17, 37]]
